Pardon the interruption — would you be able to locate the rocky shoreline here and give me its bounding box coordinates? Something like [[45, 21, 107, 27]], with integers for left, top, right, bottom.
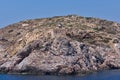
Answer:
[[0, 15, 120, 75]]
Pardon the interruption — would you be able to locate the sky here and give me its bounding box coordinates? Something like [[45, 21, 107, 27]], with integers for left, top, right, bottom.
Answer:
[[0, 0, 120, 28]]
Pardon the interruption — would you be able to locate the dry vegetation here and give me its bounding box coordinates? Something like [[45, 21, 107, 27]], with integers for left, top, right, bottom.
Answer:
[[0, 15, 120, 58]]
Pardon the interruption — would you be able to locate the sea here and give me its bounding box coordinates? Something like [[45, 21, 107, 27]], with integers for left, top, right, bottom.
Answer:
[[0, 70, 120, 80]]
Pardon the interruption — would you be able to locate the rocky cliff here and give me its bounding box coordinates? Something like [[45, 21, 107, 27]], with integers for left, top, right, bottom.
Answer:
[[0, 15, 120, 75]]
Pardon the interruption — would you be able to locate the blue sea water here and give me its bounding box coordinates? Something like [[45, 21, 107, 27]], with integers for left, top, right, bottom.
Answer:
[[0, 70, 120, 80]]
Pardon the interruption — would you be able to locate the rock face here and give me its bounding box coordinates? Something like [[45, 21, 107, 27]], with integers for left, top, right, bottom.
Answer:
[[0, 15, 120, 75]]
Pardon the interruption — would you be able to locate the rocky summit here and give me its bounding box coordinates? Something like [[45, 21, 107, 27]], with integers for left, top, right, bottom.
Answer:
[[0, 15, 120, 75]]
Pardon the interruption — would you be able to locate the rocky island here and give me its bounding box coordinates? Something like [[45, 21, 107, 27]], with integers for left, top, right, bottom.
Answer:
[[0, 15, 120, 75]]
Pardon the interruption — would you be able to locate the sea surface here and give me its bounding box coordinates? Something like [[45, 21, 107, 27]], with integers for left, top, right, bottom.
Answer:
[[0, 70, 120, 80]]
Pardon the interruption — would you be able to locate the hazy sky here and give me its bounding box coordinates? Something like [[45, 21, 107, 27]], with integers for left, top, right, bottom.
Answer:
[[0, 0, 120, 27]]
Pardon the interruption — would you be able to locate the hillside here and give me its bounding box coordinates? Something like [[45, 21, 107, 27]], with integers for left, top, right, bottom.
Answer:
[[0, 15, 120, 75]]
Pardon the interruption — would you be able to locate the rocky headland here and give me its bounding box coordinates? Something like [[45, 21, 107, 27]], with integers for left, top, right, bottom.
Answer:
[[0, 15, 120, 75]]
